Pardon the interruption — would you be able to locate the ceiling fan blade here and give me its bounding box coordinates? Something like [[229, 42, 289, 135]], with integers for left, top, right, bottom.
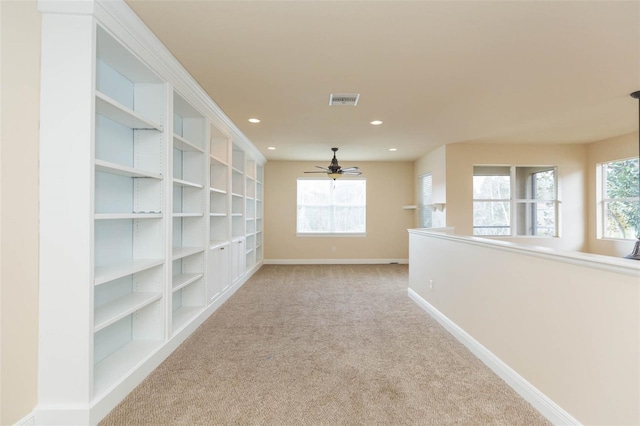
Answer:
[[304, 171, 329, 173], [315, 166, 330, 171], [342, 171, 362, 175], [340, 167, 360, 172]]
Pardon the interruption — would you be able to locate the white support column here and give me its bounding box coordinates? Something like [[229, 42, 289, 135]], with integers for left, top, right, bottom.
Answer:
[[37, 10, 96, 423]]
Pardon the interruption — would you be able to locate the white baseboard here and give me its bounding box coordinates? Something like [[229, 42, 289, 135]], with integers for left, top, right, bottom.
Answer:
[[14, 412, 35, 426], [264, 258, 408, 265], [407, 288, 580, 426]]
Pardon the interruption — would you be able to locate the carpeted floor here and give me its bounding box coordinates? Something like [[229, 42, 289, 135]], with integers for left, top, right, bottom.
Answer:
[[100, 264, 550, 425]]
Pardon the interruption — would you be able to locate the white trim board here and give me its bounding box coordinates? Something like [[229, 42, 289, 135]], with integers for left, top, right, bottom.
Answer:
[[13, 412, 35, 426], [264, 259, 408, 265], [407, 288, 580, 426]]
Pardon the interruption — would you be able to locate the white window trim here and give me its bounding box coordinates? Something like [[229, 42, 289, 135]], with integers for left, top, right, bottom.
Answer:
[[418, 172, 433, 228], [597, 157, 640, 241], [296, 177, 367, 237], [473, 165, 559, 238]]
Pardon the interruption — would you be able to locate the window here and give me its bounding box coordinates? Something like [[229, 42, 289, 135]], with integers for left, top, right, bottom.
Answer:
[[418, 173, 433, 228], [473, 165, 558, 237], [297, 178, 366, 235], [600, 157, 639, 240]]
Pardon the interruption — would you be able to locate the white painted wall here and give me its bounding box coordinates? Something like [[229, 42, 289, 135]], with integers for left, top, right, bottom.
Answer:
[[409, 229, 640, 425]]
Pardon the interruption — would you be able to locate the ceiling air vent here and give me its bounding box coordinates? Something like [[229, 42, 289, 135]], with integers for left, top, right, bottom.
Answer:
[[329, 93, 360, 106]]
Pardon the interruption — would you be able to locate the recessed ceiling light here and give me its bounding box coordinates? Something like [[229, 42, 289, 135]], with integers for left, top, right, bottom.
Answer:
[[370, 120, 383, 126], [267, 146, 276, 150], [389, 148, 398, 152], [248, 118, 261, 123]]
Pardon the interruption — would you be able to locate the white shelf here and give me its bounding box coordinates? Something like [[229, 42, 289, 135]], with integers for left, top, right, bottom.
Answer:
[[173, 134, 204, 153], [94, 259, 164, 286], [172, 273, 203, 292], [94, 292, 162, 332], [210, 187, 227, 194], [231, 192, 243, 198], [173, 178, 203, 189], [95, 213, 162, 220], [231, 213, 243, 217], [93, 340, 161, 399], [96, 91, 163, 131], [209, 212, 227, 217], [210, 154, 227, 166], [95, 159, 163, 180], [232, 167, 244, 174], [172, 246, 205, 260], [173, 212, 203, 218], [172, 306, 202, 334]]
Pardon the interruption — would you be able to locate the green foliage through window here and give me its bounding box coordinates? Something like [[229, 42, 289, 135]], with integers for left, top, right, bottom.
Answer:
[[602, 158, 640, 239]]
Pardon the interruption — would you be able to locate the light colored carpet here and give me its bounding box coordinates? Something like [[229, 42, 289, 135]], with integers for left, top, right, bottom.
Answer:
[[100, 264, 550, 425]]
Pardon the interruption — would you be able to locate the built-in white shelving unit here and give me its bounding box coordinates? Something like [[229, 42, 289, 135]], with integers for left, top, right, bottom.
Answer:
[[171, 92, 206, 335], [92, 25, 166, 398], [256, 164, 264, 264], [231, 143, 245, 241], [245, 159, 257, 270], [208, 126, 232, 304], [209, 125, 230, 249], [231, 144, 247, 283], [37, 1, 265, 424]]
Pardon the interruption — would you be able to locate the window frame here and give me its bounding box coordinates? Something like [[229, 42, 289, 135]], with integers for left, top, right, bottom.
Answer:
[[296, 177, 367, 237], [473, 165, 559, 237], [597, 157, 640, 241], [418, 172, 433, 228]]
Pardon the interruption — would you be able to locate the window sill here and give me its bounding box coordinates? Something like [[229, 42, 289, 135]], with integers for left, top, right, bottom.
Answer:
[[473, 235, 559, 239], [296, 233, 367, 238], [599, 237, 639, 242]]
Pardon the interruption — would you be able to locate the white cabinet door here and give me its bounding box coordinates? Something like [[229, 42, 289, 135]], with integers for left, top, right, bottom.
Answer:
[[231, 238, 246, 283], [208, 244, 230, 303]]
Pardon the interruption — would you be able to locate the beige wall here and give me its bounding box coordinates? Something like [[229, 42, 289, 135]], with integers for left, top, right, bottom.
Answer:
[[0, 1, 41, 424], [264, 161, 414, 261], [587, 132, 638, 257], [443, 143, 589, 251], [409, 231, 639, 424]]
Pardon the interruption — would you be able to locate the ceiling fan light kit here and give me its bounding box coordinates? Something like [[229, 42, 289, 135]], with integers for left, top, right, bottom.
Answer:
[[304, 147, 362, 180]]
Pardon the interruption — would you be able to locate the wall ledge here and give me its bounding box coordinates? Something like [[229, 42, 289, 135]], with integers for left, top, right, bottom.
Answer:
[[408, 228, 640, 277], [408, 288, 580, 426], [264, 259, 408, 265]]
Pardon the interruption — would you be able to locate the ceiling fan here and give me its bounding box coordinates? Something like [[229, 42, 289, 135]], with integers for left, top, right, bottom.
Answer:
[[304, 147, 362, 180]]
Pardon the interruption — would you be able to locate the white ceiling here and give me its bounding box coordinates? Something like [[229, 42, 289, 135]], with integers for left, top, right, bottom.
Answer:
[[126, 0, 640, 162]]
